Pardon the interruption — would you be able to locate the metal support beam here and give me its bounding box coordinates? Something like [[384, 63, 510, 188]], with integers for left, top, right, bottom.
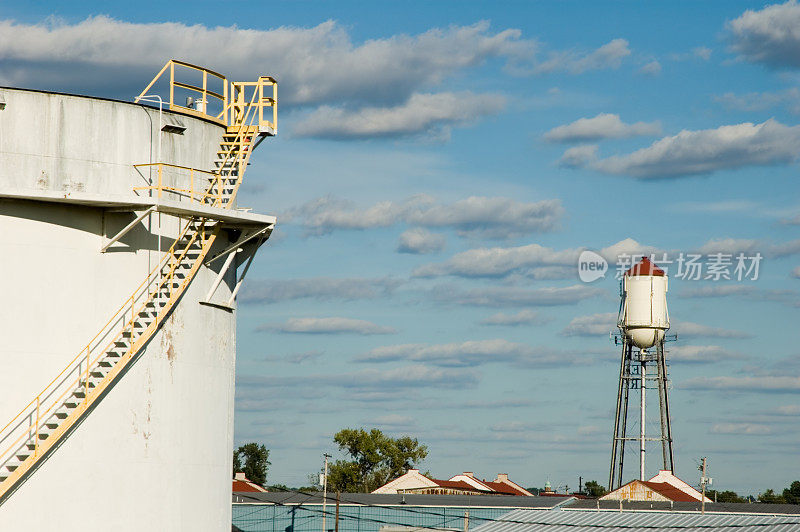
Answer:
[[203, 247, 239, 303], [204, 225, 271, 266], [226, 241, 259, 307], [101, 207, 156, 252]]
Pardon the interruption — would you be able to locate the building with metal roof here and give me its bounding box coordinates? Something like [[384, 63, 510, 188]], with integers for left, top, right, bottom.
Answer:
[[470, 507, 800, 532]]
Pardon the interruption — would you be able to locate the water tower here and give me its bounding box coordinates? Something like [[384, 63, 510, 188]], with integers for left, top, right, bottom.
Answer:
[[608, 256, 675, 490]]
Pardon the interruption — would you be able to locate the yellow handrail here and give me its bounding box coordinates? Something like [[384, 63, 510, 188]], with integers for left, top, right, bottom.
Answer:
[[135, 60, 276, 133]]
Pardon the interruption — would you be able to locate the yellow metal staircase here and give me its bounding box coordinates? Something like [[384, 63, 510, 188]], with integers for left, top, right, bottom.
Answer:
[[0, 61, 275, 502]]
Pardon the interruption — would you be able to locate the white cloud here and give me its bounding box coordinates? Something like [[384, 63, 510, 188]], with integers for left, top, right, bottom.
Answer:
[[259, 317, 396, 335], [559, 144, 598, 167], [682, 375, 800, 392], [0, 17, 531, 106], [680, 285, 755, 298], [694, 47, 713, 60], [432, 284, 603, 307], [285, 195, 564, 239], [561, 313, 616, 337], [711, 423, 771, 435], [241, 276, 401, 304], [792, 266, 800, 279], [783, 214, 800, 225], [481, 310, 551, 326], [776, 404, 800, 415], [639, 61, 662, 76], [565, 119, 800, 179], [728, 0, 800, 68], [291, 91, 506, 139], [544, 113, 661, 143], [533, 38, 631, 74], [355, 339, 585, 368], [668, 345, 744, 363], [715, 88, 800, 114], [396, 228, 446, 255], [238, 364, 479, 392], [413, 238, 659, 279], [693, 238, 761, 255], [671, 321, 752, 339]]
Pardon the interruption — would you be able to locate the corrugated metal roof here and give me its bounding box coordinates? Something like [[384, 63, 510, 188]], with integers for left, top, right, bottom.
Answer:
[[567, 499, 800, 514], [471, 508, 800, 532]]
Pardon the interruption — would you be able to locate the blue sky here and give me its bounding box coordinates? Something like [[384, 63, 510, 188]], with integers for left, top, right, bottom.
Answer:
[[2, 0, 799, 495]]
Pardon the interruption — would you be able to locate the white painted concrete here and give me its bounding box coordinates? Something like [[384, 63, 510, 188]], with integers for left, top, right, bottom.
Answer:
[[0, 88, 261, 530]]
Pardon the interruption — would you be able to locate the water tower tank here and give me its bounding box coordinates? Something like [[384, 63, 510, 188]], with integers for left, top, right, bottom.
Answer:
[[618, 257, 669, 349]]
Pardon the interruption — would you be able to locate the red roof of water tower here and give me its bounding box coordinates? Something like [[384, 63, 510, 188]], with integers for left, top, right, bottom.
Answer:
[[625, 256, 665, 276]]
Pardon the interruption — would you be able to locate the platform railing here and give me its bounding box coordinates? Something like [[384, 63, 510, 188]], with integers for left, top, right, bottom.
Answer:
[[135, 60, 277, 133]]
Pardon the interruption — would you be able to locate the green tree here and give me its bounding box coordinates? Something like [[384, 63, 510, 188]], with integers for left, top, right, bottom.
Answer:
[[584, 480, 607, 498], [783, 481, 800, 505], [706, 490, 745, 503], [326, 428, 428, 493], [758, 489, 786, 504], [233, 443, 271, 486]]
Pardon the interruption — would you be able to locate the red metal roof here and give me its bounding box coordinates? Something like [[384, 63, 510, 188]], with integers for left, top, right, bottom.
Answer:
[[482, 481, 529, 496], [232, 479, 267, 492], [625, 256, 665, 277], [640, 481, 700, 502], [431, 479, 488, 492]]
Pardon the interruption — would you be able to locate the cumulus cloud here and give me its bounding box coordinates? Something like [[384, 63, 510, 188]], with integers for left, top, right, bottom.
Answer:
[[480, 310, 551, 326], [671, 320, 752, 339], [667, 345, 745, 363], [413, 238, 659, 279], [241, 276, 401, 304], [711, 423, 771, 435], [0, 18, 533, 106], [728, 1, 800, 68], [561, 313, 616, 337], [258, 317, 396, 335], [544, 113, 661, 143], [563, 119, 800, 179], [681, 375, 800, 392], [431, 284, 602, 307], [558, 144, 599, 168], [238, 364, 479, 392], [715, 88, 800, 114], [560, 314, 750, 341], [679, 284, 800, 306], [532, 38, 631, 74], [694, 47, 713, 60], [291, 91, 506, 139], [776, 404, 800, 415], [396, 228, 446, 254], [284, 195, 564, 239], [355, 339, 585, 368], [639, 61, 662, 76]]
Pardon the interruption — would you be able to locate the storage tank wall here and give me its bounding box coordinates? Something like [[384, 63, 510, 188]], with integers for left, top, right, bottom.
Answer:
[[0, 88, 240, 531]]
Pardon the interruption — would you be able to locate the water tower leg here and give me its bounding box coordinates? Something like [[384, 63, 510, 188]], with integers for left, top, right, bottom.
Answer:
[[639, 351, 646, 481]]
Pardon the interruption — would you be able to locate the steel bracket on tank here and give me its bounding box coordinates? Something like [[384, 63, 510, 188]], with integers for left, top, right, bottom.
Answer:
[[200, 225, 272, 309]]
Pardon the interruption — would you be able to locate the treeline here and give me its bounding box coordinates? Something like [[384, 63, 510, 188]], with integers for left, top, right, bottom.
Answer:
[[707, 481, 800, 504]]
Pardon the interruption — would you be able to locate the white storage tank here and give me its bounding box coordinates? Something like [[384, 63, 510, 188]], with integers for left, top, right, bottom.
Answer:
[[0, 73, 275, 531], [618, 256, 670, 349]]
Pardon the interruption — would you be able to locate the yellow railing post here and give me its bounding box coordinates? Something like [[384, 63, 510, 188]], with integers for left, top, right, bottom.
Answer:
[[190, 168, 194, 203], [34, 397, 40, 457], [158, 165, 163, 199], [84, 346, 89, 392]]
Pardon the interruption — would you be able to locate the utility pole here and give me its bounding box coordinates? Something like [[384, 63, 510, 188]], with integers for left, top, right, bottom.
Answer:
[[322, 453, 331, 532], [335, 491, 340, 532], [699, 457, 708, 515], [463, 509, 469, 532]]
